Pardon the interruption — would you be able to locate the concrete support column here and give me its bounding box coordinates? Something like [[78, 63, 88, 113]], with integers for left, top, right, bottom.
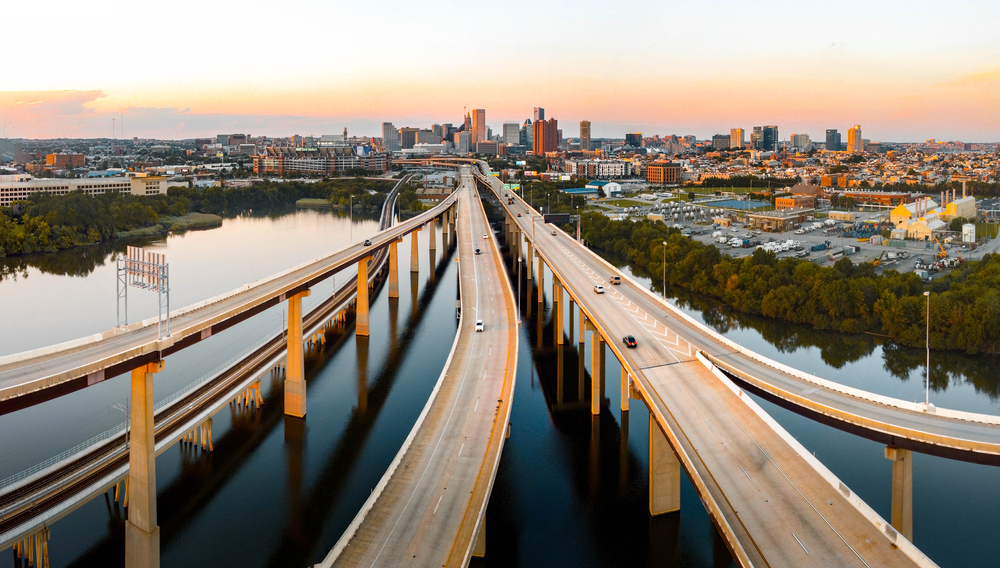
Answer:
[[429, 219, 436, 250], [579, 307, 586, 344], [388, 239, 399, 299], [591, 331, 603, 415], [554, 280, 563, 345], [621, 367, 629, 412], [442, 213, 449, 251], [537, 255, 545, 304], [473, 520, 486, 558], [410, 227, 421, 274], [885, 446, 913, 541], [126, 361, 163, 568], [526, 242, 533, 280], [649, 419, 681, 515], [356, 257, 372, 337], [285, 290, 311, 417]]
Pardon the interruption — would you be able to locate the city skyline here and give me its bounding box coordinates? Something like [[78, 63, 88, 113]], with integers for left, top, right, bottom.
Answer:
[[2, 0, 998, 141]]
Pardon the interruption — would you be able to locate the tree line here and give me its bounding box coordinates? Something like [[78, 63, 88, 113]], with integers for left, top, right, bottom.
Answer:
[[0, 177, 397, 256], [577, 212, 1000, 354]]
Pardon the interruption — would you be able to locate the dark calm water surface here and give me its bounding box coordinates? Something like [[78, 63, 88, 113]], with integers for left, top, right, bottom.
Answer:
[[1, 207, 997, 567]]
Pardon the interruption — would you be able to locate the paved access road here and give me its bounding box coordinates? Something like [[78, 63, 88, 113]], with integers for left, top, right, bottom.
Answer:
[[496, 176, 931, 568], [321, 168, 517, 568]]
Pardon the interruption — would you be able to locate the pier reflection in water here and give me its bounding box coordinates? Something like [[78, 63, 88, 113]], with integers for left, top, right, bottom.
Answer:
[[478, 234, 735, 568]]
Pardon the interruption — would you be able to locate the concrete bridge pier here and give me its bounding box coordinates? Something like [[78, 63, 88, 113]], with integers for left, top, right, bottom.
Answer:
[[126, 360, 164, 568], [429, 218, 436, 251], [885, 446, 913, 540], [537, 254, 544, 304], [620, 368, 630, 412], [410, 227, 421, 274], [356, 257, 372, 337], [591, 329, 604, 415], [553, 279, 563, 345], [472, 520, 486, 558], [285, 290, 312, 417], [649, 419, 681, 516], [526, 242, 533, 280], [388, 239, 400, 299], [357, 335, 369, 414]]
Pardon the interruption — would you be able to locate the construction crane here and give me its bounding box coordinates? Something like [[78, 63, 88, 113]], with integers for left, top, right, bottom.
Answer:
[[933, 237, 948, 259], [872, 250, 886, 267]]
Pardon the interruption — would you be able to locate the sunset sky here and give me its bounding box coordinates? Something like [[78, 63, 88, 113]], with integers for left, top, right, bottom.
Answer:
[[2, 0, 998, 141]]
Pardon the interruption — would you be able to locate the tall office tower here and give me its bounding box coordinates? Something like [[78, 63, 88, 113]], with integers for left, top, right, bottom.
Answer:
[[580, 120, 591, 151], [730, 128, 745, 149], [456, 132, 471, 155], [848, 125, 863, 152], [711, 134, 730, 150], [441, 123, 454, 141], [826, 129, 842, 151], [625, 133, 642, 147], [533, 118, 559, 155], [534, 107, 545, 122], [399, 127, 419, 149], [464, 112, 472, 132], [762, 125, 779, 151], [503, 123, 520, 145], [522, 119, 533, 147], [431, 124, 442, 140], [471, 109, 487, 143], [751, 126, 763, 149], [790, 134, 811, 150], [381, 122, 400, 151]]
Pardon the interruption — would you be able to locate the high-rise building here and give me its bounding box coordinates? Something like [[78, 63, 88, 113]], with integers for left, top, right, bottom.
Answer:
[[503, 123, 520, 145], [456, 132, 471, 155], [431, 124, 442, 140], [711, 134, 730, 150], [471, 109, 487, 143], [762, 125, 779, 151], [847, 125, 863, 152], [399, 127, 419, 150], [521, 119, 532, 147], [533, 107, 545, 122], [790, 134, 811, 150], [580, 120, 591, 152], [533, 118, 559, 155], [730, 128, 745, 149], [625, 133, 642, 147], [826, 129, 842, 152], [416, 130, 437, 144], [464, 112, 472, 132], [751, 127, 763, 149], [381, 123, 400, 151]]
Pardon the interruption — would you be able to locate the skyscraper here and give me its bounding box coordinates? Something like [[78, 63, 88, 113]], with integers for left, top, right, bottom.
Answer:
[[521, 119, 532, 147], [790, 134, 811, 150], [730, 128, 745, 149], [471, 109, 486, 143], [762, 125, 779, 152], [399, 127, 418, 150], [825, 129, 842, 151], [580, 120, 591, 151], [847, 125, 863, 152], [503, 123, 520, 145], [533, 118, 559, 156], [464, 112, 472, 133], [625, 133, 642, 148], [751, 126, 763, 149], [711, 134, 730, 150], [382, 122, 400, 151], [533, 107, 545, 122]]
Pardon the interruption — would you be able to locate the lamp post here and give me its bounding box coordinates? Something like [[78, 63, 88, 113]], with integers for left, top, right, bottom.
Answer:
[[662, 241, 667, 298], [924, 290, 931, 407]]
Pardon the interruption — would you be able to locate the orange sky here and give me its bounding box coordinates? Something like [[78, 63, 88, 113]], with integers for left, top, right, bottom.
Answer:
[[2, 1, 998, 141]]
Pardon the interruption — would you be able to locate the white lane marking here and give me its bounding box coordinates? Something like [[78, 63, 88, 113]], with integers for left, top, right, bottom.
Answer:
[[474, 399, 479, 412], [792, 533, 810, 555], [433, 494, 443, 514], [740, 466, 753, 481], [458, 443, 464, 456]]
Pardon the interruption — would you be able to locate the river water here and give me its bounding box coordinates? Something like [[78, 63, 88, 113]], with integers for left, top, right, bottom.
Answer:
[[0, 207, 997, 567]]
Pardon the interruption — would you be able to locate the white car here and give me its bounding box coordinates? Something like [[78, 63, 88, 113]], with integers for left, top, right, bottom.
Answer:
[[482, 234, 488, 239], [475, 320, 484, 332], [594, 285, 605, 294]]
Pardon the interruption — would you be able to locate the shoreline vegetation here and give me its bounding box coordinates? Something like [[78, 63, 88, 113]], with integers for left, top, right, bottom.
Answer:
[[0, 177, 400, 258], [574, 211, 999, 355]]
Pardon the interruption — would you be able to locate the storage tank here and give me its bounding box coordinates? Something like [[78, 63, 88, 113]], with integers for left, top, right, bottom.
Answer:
[[963, 223, 976, 243]]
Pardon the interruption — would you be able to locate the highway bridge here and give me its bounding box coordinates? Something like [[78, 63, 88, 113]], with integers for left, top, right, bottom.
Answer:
[[474, 163, 940, 567], [3, 156, 999, 567]]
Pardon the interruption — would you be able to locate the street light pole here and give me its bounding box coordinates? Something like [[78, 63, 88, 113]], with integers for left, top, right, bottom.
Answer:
[[662, 241, 667, 298], [924, 290, 931, 406]]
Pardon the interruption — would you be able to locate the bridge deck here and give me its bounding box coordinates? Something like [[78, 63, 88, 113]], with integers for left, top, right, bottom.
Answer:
[[321, 169, 517, 567], [491, 169, 932, 567], [0, 179, 454, 411]]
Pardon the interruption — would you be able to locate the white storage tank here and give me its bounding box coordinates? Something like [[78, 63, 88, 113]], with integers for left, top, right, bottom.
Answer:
[[963, 223, 976, 243]]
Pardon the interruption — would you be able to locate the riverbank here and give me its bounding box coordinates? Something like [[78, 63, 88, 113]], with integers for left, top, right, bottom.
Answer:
[[115, 212, 223, 238], [296, 198, 331, 208]]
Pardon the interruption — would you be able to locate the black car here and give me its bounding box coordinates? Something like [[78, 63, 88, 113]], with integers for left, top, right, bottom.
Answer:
[[475, 248, 481, 255], [622, 335, 637, 348], [363, 239, 371, 246]]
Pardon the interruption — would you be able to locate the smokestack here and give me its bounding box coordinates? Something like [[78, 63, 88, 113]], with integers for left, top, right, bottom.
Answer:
[[953, 188, 956, 205], [963, 180, 967, 199]]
